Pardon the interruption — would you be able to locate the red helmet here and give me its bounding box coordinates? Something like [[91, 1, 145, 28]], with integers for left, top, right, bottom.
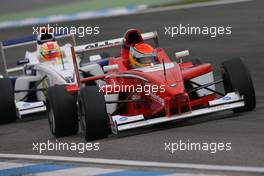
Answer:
[[129, 43, 157, 67], [40, 41, 62, 61]]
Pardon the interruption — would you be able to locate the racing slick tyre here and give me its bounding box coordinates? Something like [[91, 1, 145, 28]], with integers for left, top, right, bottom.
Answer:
[[99, 52, 110, 59], [0, 78, 17, 124], [221, 58, 256, 113], [47, 85, 78, 137], [79, 86, 108, 141], [190, 58, 202, 66]]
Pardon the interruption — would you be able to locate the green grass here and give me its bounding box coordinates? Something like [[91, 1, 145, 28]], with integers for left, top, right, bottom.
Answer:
[[150, 0, 213, 8], [0, 0, 177, 22], [0, 0, 213, 22]]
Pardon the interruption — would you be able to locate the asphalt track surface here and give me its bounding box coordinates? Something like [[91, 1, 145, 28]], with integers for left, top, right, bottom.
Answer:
[[0, 0, 263, 172]]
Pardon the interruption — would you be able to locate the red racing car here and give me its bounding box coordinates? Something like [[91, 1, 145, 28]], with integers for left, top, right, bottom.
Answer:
[[47, 29, 256, 141]]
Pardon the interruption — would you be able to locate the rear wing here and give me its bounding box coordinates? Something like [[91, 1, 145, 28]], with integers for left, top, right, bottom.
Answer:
[[0, 33, 76, 76], [74, 31, 159, 54], [0, 31, 159, 76]]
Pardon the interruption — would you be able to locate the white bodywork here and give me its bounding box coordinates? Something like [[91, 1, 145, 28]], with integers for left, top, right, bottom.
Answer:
[[191, 71, 216, 97], [14, 43, 78, 117], [9, 43, 112, 117]]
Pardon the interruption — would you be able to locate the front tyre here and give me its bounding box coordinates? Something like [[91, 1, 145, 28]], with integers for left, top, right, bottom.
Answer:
[[47, 85, 78, 137], [221, 58, 256, 113], [80, 86, 108, 141], [190, 58, 202, 66], [0, 78, 17, 124]]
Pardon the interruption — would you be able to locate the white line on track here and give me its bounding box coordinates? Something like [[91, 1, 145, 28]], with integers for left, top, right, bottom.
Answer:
[[0, 153, 263, 174], [0, 161, 34, 170], [33, 167, 123, 176], [139, 0, 253, 15]]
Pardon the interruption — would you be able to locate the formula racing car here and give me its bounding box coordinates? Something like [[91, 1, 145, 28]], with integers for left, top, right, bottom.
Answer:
[[0, 30, 105, 126], [46, 29, 256, 141]]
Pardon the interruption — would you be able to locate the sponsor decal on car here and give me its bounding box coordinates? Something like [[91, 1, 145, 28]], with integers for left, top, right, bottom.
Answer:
[[169, 83, 177, 87], [22, 103, 31, 107], [222, 96, 232, 101], [119, 117, 128, 122]]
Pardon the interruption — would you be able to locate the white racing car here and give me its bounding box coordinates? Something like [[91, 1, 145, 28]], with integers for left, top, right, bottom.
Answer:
[[0, 31, 106, 125]]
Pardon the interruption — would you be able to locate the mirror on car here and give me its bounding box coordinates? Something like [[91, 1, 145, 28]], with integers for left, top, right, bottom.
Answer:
[[103, 64, 119, 72], [175, 50, 189, 59], [175, 50, 189, 63]]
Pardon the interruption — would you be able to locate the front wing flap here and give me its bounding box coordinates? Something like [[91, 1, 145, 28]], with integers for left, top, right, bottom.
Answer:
[[16, 101, 46, 118], [110, 92, 244, 134]]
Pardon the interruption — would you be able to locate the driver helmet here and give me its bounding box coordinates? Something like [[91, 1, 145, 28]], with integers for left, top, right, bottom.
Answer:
[[129, 43, 157, 68], [37, 27, 55, 44], [40, 41, 62, 61]]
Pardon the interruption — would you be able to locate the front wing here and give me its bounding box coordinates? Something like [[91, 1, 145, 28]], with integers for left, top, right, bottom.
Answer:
[[16, 101, 46, 118], [110, 92, 244, 134]]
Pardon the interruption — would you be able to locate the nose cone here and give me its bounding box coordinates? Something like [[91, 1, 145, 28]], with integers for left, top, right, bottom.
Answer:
[[163, 80, 185, 96], [131, 62, 185, 96]]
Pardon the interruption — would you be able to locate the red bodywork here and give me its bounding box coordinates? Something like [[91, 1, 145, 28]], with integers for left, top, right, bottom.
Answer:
[[78, 29, 216, 118], [104, 50, 214, 118]]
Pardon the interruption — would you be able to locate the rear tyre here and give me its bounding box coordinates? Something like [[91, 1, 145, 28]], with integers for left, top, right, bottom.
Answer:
[[190, 58, 202, 66], [0, 78, 17, 124], [80, 86, 108, 141], [99, 52, 110, 59], [221, 58, 256, 113], [47, 85, 78, 137]]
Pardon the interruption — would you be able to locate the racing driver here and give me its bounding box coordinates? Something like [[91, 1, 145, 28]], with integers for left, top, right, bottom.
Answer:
[[39, 41, 62, 62], [129, 43, 157, 68]]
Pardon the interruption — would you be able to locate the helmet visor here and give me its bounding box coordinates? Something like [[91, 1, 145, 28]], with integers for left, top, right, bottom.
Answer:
[[135, 55, 157, 64], [41, 50, 61, 61]]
